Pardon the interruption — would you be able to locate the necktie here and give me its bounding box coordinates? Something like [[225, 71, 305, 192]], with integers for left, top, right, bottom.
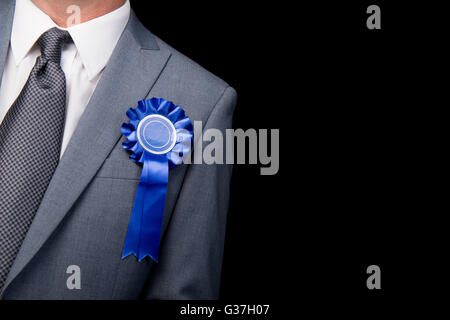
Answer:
[[0, 28, 72, 290]]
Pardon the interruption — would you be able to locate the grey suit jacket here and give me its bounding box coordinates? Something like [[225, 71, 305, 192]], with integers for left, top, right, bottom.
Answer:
[[0, 0, 236, 299]]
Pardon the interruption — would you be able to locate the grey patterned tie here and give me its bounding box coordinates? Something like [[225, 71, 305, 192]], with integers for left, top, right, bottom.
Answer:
[[0, 28, 72, 290]]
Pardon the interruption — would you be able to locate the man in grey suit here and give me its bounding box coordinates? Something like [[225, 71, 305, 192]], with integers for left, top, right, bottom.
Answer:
[[0, 0, 236, 299]]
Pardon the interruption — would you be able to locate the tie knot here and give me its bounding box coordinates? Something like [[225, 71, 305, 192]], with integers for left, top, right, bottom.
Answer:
[[37, 28, 72, 64]]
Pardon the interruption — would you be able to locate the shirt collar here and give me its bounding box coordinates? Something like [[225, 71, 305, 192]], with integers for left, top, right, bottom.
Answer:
[[11, 0, 131, 80]]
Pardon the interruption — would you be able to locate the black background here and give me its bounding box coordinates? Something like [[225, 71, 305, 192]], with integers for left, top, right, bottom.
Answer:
[[130, 0, 445, 312]]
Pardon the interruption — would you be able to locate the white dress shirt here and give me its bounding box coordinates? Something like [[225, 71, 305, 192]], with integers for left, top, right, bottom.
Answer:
[[0, 0, 130, 156]]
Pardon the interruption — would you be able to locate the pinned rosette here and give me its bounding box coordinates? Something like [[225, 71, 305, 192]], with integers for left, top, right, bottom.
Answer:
[[120, 98, 193, 262]]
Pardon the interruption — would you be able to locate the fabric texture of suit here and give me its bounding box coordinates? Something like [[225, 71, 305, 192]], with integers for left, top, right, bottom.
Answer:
[[0, 0, 237, 299]]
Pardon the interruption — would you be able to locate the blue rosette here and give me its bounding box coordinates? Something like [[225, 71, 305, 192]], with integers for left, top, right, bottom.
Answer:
[[121, 98, 193, 262]]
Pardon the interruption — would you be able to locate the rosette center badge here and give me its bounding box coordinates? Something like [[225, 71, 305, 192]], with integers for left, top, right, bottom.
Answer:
[[137, 114, 177, 154]]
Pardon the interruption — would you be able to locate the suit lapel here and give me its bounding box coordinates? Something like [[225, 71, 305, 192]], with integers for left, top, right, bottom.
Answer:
[[1, 12, 171, 294], [0, 0, 15, 86]]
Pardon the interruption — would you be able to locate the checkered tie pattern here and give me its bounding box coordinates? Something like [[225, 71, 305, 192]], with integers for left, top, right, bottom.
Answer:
[[0, 28, 72, 290]]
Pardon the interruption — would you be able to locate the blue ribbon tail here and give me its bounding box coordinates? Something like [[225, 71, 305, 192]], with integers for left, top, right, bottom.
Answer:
[[122, 153, 168, 263]]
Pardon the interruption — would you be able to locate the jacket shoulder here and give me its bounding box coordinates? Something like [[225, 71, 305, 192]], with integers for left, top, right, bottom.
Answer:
[[151, 36, 235, 111], [156, 35, 230, 90], [130, 12, 236, 120]]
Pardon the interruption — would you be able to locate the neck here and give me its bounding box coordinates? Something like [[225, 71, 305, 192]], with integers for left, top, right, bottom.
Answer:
[[31, 0, 127, 27]]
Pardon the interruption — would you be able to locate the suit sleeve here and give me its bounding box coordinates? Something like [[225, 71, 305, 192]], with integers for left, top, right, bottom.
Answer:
[[143, 86, 237, 299]]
